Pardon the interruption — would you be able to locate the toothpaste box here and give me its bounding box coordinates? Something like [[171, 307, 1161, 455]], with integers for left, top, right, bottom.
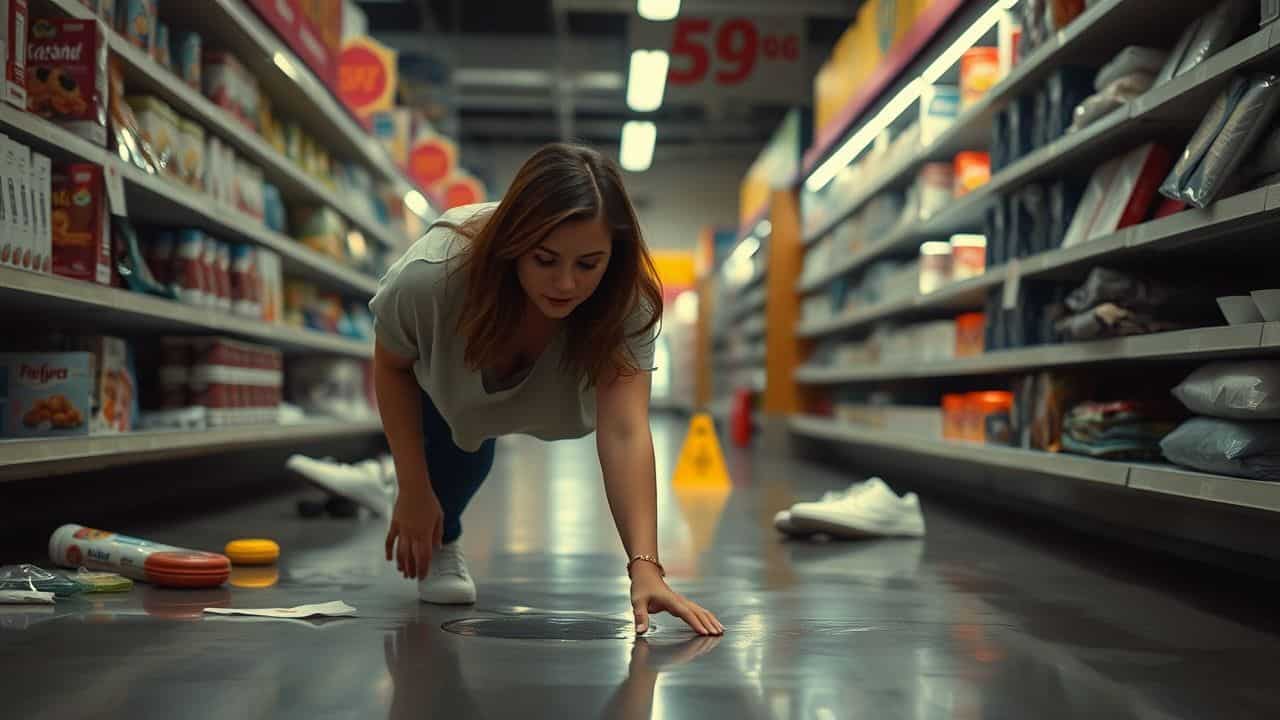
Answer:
[[31, 152, 49, 273]]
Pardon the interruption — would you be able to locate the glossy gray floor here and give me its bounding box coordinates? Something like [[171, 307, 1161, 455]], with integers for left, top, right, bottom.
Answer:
[[4, 418, 1279, 719]]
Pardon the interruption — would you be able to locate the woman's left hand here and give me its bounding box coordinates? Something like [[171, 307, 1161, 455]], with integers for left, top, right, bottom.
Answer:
[[629, 563, 724, 636]]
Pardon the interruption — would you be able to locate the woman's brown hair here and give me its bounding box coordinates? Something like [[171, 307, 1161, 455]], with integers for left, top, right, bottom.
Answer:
[[453, 143, 662, 386]]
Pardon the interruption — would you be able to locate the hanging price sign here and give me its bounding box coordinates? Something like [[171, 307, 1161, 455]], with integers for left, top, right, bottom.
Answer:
[[630, 15, 807, 102]]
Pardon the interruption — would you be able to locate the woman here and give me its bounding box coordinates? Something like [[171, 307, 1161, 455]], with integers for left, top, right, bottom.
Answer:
[[371, 143, 724, 637]]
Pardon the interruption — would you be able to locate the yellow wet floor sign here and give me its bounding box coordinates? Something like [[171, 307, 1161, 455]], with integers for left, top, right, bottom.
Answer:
[[672, 413, 731, 488]]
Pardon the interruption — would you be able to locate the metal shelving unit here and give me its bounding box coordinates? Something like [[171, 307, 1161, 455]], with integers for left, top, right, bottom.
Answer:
[[790, 416, 1280, 514], [0, 420, 383, 483]]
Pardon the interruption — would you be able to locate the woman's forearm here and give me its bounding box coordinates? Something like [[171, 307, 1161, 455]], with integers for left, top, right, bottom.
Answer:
[[598, 425, 659, 560], [373, 354, 431, 498]]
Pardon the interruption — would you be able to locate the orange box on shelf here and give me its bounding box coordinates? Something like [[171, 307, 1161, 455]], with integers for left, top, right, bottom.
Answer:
[[960, 46, 1000, 108], [942, 393, 966, 440], [955, 313, 985, 358], [954, 151, 991, 197], [967, 391, 1013, 445]]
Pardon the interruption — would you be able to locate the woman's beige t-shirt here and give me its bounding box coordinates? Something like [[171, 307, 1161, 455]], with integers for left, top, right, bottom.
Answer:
[[369, 203, 657, 452]]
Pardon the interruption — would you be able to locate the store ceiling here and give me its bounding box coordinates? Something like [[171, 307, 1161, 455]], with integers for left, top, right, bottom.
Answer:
[[358, 0, 860, 146]]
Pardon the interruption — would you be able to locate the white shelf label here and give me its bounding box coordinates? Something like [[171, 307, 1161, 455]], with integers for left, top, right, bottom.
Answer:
[[105, 163, 128, 217]]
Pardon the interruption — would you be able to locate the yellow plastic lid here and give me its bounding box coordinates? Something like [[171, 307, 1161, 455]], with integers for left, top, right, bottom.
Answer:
[[224, 538, 280, 566]]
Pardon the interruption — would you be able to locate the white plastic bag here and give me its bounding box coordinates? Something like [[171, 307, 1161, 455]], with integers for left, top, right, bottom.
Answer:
[[1172, 361, 1280, 419]]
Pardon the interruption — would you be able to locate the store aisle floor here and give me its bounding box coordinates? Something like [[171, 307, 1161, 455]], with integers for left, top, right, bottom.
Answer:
[[4, 416, 1279, 719]]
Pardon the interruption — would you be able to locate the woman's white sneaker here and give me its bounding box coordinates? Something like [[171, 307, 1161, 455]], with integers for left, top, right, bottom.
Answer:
[[788, 478, 925, 538], [773, 480, 873, 536], [418, 542, 477, 605]]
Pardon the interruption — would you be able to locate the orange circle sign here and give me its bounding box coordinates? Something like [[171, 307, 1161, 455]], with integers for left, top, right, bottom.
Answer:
[[409, 141, 454, 188], [442, 176, 484, 208], [338, 38, 396, 116]]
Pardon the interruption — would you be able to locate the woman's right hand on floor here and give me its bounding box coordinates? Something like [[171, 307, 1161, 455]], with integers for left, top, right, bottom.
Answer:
[[386, 489, 444, 580]]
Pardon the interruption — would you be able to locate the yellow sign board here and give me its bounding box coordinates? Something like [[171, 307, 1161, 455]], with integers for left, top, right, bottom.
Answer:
[[672, 413, 731, 488]]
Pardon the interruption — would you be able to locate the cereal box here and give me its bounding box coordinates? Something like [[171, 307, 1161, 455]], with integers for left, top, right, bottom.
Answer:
[[31, 152, 49, 273], [0, 135, 11, 268], [116, 0, 154, 51], [27, 17, 108, 146], [2, 0, 28, 110], [51, 163, 110, 284], [0, 351, 92, 437]]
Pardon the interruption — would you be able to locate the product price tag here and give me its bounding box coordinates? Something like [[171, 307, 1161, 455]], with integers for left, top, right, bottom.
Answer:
[[105, 162, 127, 218], [1001, 259, 1021, 311]]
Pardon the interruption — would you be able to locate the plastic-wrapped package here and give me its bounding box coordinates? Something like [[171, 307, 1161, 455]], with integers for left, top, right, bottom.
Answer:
[[1069, 73, 1156, 133], [1160, 417, 1280, 481], [1174, 0, 1251, 78], [1172, 74, 1280, 208], [1160, 77, 1247, 201], [1156, 17, 1202, 86], [1087, 143, 1173, 239], [1063, 155, 1121, 248], [1096, 47, 1168, 90], [1172, 361, 1280, 419], [1046, 66, 1096, 140], [1063, 267, 1176, 314]]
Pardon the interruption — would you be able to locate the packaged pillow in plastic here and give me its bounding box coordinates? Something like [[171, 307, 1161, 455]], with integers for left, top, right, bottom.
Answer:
[[1070, 73, 1156, 133], [1172, 361, 1280, 419], [1174, 74, 1280, 208], [1063, 267, 1175, 313], [1173, 0, 1251, 79], [1095, 47, 1167, 91], [1160, 417, 1280, 481], [1156, 17, 1203, 86], [1160, 76, 1249, 203]]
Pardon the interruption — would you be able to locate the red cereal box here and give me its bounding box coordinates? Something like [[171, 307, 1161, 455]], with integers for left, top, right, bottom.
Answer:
[[51, 163, 109, 284], [26, 17, 108, 146]]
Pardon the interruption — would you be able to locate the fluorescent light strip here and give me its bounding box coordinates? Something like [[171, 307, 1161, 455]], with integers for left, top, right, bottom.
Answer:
[[805, 0, 1017, 194], [620, 120, 657, 172], [637, 0, 680, 21], [627, 50, 670, 112]]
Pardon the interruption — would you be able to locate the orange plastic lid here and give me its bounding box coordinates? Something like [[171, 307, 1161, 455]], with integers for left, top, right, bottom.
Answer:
[[955, 312, 986, 330], [144, 551, 231, 588], [942, 393, 967, 411], [224, 539, 280, 566]]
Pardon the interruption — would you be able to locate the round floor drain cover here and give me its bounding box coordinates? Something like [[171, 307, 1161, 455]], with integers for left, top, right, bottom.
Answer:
[[442, 615, 650, 640]]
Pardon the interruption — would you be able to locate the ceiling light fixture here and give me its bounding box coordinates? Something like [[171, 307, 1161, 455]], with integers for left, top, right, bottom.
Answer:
[[626, 49, 670, 112], [620, 120, 657, 172], [637, 0, 680, 21]]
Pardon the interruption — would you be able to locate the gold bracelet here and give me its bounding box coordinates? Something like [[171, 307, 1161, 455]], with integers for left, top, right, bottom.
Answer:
[[627, 554, 665, 577]]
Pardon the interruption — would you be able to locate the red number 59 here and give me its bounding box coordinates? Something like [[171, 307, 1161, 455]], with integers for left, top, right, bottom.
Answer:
[[668, 18, 759, 87]]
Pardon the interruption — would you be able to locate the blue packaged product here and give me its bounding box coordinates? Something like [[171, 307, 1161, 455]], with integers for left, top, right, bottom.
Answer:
[[173, 31, 202, 90]]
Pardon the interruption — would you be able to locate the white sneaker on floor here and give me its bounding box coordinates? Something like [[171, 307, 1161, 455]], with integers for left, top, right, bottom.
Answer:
[[418, 542, 477, 605], [286, 454, 393, 516], [788, 478, 925, 538], [773, 480, 873, 536]]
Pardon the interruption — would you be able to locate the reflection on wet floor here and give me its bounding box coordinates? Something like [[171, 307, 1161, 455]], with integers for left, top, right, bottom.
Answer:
[[2, 417, 1280, 718]]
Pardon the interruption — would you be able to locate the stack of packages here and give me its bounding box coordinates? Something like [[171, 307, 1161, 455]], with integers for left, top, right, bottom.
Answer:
[[1053, 268, 1209, 342], [0, 336, 137, 439], [149, 337, 283, 430], [1161, 361, 1280, 480], [1060, 400, 1181, 461]]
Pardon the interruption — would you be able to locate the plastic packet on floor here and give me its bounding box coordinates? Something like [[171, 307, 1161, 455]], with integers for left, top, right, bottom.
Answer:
[[0, 565, 85, 597], [73, 568, 134, 593], [1172, 361, 1280, 420], [1181, 74, 1280, 208], [0, 590, 55, 605], [1161, 417, 1280, 481]]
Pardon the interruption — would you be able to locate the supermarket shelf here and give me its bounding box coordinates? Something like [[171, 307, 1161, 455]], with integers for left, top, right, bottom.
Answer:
[[0, 267, 373, 358], [796, 322, 1280, 384], [729, 289, 768, 321], [790, 415, 1280, 513], [799, 20, 1280, 285], [796, 272, 999, 339], [108, 36, 403, 251], [0, 102, 378, 297], [0, 420, 383, 483], [44, 0, 427, 228], [789, 415, 1129, 486]]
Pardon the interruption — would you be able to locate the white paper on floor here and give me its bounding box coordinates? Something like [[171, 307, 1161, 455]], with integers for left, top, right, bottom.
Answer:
[[202, 601, 357, 619], [0, 590, 55, 605]]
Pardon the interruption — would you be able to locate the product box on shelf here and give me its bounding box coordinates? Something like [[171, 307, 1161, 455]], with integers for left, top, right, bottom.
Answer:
[[1, 135, 23, 269], [10, 138, 30, 271], [2, 0, 28, 110], [116, 0, 155, 52], [31, 151, 49, 273], [51, 162, 110, 284], [1, 338, 136, 437], [128, 94, 178, 176], [257, 248, 282, 323], [0, 135, 11, 268], [158, 336, 282, 427], [26, 17, 109, 146]]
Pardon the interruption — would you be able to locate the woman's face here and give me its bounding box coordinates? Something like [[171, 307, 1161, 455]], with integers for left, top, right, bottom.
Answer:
[[517, 216, 613, 320]]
